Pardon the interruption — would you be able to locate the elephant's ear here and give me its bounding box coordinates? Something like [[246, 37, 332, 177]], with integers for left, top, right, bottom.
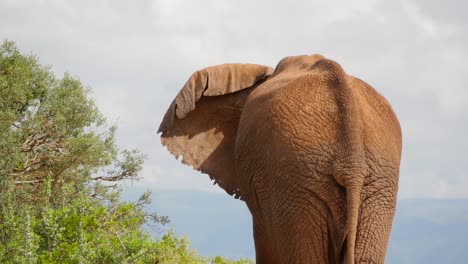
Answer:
[[158, 64, 273, 199]]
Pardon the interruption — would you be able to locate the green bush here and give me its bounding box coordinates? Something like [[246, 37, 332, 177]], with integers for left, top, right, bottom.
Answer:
[[0, 40, 252, 264]]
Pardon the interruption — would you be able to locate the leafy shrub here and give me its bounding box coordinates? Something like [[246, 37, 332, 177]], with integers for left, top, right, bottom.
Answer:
[[0, 40, 252, 264]]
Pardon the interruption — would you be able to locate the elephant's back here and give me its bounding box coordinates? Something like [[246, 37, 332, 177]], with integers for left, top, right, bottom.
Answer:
[[239, 69, 401, 164], [238, 70, 345, 163], [235, 67, 402, 186]]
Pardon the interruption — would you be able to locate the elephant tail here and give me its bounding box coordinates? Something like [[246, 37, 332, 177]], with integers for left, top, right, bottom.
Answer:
[[314, 59, 366, 264], [343, 176, 365, 264]]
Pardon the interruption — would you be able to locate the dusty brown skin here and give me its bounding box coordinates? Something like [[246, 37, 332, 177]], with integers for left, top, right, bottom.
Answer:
[[158, 55, 402, 264]]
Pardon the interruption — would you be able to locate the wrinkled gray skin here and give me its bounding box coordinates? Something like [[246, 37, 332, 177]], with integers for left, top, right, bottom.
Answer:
[[158, 55, 402, 264]]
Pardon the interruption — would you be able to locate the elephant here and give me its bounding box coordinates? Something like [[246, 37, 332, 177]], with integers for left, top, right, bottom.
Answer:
[[158, 54, 402, 264]]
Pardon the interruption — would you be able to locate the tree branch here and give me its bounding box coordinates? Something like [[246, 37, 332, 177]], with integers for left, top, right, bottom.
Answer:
[[91, 171, 134, 182], [14, 179, 44, 184]]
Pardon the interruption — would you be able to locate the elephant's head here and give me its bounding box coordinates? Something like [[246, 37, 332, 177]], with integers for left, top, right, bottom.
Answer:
[[158, 63, 273, 199]]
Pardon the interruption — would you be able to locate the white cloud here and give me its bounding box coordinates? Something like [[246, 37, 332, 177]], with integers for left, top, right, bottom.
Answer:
[[151, 0, 229, 28], [401, 0, 438, 37]]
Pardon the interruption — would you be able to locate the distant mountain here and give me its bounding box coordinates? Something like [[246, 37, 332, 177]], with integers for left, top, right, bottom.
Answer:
[[123, 189, 254, 259], [123, 189, 468, 263], [386, 199, 468, 264]]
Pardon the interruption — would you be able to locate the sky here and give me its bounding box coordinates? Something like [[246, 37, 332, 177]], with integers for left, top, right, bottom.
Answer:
[[1, 0, 467, 199]]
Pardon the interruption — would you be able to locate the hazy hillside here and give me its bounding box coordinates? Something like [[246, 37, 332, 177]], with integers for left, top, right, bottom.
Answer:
[[386, 199, 468, 263], [123, 189, 468, 263], [124, 190, 254, 259]]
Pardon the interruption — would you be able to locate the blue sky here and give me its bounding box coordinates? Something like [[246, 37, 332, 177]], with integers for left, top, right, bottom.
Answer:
[[1, 0, 467, 198]]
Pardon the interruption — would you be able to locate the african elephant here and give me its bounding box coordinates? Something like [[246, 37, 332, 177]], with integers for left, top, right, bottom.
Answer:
[[158, 54, 402, 264]]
